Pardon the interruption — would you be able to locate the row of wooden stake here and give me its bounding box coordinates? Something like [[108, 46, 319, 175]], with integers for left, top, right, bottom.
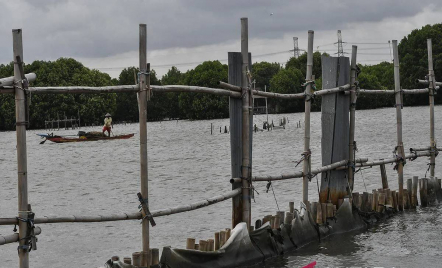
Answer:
[[186, 228, 232, 251], [118, 248, 160, 267]]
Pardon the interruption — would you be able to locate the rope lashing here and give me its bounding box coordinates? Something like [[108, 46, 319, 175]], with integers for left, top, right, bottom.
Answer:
[[392, 145, 406, 170], [303, 80, 316, 102], [137, 192, 156, 227], [409, 148, 418, 161], [14, 212, 37, 253], [266, 181, 280, 211], [295, 149, 311, 167], [424, 163, 435, 178], [137, 71, 152, 100]]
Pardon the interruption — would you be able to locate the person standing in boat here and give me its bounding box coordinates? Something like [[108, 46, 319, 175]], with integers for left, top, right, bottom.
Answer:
[[102, 113, 113, 137]]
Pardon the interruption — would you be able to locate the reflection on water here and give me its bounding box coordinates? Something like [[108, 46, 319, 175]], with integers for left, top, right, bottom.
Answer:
[[0, 106, 441, 268]]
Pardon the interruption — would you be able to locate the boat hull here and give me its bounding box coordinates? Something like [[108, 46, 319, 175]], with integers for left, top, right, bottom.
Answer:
[[38, 133, 135, 143]]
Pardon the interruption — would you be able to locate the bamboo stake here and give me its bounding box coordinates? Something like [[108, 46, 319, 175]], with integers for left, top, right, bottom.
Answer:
[[348, 45, 358, 191], [186, 238, 195, 249], [412, 176, 419, 207], [393, 40, 404, 211], [138, 24, 150, 267], [240, 17, 251, 228], [12, 28, 29, 268], [380, 164, 389, 189], [427, 39, 436, 178], [214, 232, 220, 250], [302, 30, 314, 204]]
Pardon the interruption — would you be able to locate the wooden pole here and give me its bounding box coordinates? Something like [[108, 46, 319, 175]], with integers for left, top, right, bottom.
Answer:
[[412, 176, 419, 207], [240, 17, 251, 228], [12, 28, 30, 268], [392, 40, 404, 211], [427, 39, 436, 178], [348, 45, 358, 191], [380, 164, 389, 189], [302, 30, 314, 203], [138, 24, 150, 267]]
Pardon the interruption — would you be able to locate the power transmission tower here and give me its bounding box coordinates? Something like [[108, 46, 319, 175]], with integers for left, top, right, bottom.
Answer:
[[293, 37, 299, 58], [336, 30, 344, 57]]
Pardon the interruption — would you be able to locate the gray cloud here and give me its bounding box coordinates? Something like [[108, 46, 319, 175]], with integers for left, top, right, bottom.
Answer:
[[0, 0, 441, 64]]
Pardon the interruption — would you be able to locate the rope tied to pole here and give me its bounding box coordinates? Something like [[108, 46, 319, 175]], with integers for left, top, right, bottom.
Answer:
[[137, 192, 156, 227], [392, 145, 406, 170], [303, 80, 316, 102], [409, 148, 419, 161], [14, 212, 37, 253], [137, 70, 152, 100], [265, 181, 280, 211], [295, 149, 311, 167]]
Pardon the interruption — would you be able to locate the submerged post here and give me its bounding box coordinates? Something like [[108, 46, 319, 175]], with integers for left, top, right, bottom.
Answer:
[[138, 24, 150, 266], [303, 30, 314, 204], [392, 40, 405, 211], [240, 17, 251, 228], [427, 39, 436, 178], [13, 28, 29, 268], [348, 45, 358, 191]]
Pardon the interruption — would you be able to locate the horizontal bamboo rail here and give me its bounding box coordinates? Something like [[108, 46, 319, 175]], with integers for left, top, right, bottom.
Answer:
[[0, 227, 41, 246], [151, 85, 241, 97], [218, 81, 351, 99], [217, 81, 242, 92], [0, 188, 241, 226], [0, 84, 242, 97], [337, 151, 432, 170], [0, 73, 36, 86], [313, 84, 351, 96], [417, 79, 442, 86], [252, 159, 347, 181], [358, 88, 430, 94]]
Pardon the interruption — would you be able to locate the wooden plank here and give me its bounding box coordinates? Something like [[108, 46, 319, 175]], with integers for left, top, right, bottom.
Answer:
[[320, 55, 350, 204]]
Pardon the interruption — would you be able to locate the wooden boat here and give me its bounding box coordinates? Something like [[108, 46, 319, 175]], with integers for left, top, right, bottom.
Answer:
[[37, 133, 135, 143]]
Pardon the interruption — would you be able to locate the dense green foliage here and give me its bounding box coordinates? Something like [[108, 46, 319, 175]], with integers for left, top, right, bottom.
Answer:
[[0, 23, 441, 130]]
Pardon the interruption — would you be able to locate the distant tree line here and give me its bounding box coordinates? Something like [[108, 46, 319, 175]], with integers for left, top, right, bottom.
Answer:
[[0, 23, 441, 131]]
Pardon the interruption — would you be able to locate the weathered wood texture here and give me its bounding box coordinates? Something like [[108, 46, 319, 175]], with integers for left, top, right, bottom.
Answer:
[[380, 164, 389, 189], [393, 40, 404, 211], [13, 28, 29, 268], [229, 50, 252, 228], [320, 56, 350, 204], [303, 30, 314, 203], [427, 39, 436, 177], [348, 46, 358, 190], [241, 17, 252, 228], [138, 24, 150, 266]]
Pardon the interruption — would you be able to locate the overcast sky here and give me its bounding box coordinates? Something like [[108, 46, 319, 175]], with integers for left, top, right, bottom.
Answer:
[[1, 0, 441, 78]]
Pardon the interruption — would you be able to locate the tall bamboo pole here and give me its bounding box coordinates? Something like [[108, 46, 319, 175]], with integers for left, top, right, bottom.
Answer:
[[348, 45, 358, 191], [240, 17, 251, 228], [392, 40, 404, 211], [427, 39, 436, 177], [302, 30, 314, 203], [138, 24, 150, 266], [13, 28, 29, 268]]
